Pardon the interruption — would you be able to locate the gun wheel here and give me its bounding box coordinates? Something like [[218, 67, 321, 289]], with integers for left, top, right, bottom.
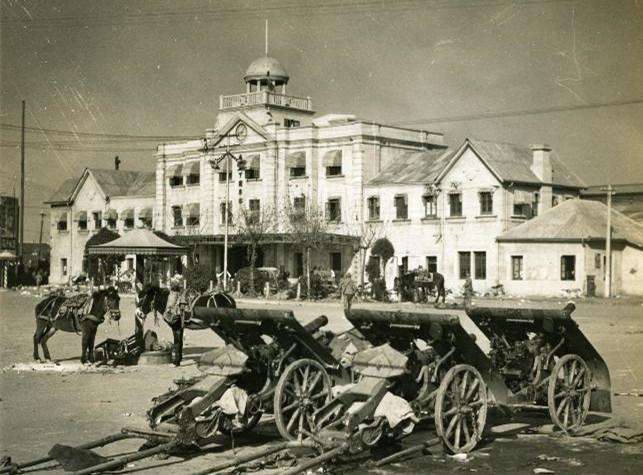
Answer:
[[548, 354, 591, 434], [435, 364, 487, 454], [274, 358, 332, 441]]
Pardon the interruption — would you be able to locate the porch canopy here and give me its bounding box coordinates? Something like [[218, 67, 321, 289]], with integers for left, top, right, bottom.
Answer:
[[87, 228, 188, 256]]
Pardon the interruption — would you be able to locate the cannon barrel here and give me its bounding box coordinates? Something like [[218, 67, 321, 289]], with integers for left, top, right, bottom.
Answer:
[[466, 302, 575, 322], [303, 315, 328, 334]]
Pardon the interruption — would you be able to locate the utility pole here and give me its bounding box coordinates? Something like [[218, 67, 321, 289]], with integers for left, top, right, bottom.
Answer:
[[19, 100, 25, 263], [604, 184, 613, 298], [38, 210, 45, 261]]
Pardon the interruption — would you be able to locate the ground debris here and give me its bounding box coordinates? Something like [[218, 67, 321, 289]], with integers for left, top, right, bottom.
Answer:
[[533, 469, 555, 474]]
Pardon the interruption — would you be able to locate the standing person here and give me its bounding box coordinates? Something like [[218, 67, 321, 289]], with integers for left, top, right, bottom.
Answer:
[[339, 272, 357, 314], [433, 271, 446, 304], [463, 273, 474, 308], [165, 274, 186, 366]]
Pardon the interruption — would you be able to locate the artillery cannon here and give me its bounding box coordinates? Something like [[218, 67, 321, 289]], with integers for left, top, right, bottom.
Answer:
[[466, 302, 611, 433], [307, 308, 491, 456], [146, 307, 364, 446]]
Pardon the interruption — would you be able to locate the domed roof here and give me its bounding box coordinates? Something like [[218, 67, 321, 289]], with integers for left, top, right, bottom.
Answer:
[[244, 56, 289, 83]]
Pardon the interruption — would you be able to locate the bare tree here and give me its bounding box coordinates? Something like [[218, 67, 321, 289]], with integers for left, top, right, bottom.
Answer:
[[235, 204, 277, 295], [351, 221, 384, 289], [283, 202, 328, 300]]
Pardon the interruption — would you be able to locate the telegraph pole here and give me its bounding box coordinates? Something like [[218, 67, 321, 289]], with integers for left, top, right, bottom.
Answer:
[[19, 100, 25, 263], [604, 184, 613, 298]]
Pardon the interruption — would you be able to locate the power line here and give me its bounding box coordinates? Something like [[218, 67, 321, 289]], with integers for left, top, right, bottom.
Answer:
[[0, 143, 154, 152], [1, 0, 574, 29], [393, 98, 643, 126], [0, 123, 197, 141]]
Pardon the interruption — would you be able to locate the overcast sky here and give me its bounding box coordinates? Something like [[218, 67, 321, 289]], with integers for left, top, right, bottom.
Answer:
[[1, 0, 642, 242]]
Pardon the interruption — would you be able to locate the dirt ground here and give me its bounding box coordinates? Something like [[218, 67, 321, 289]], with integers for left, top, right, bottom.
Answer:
[[1, 289, 642, 474]]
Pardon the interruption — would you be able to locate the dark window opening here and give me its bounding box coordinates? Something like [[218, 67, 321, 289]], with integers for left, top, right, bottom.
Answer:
[[399, 256, 409, 274], [474, 251, 486, 280], [479, 191, 493, 215], [595, 253, 601, 270], [186, 173, 200, 185], [459, 251, 471, 279], [289, 166, 306, 178], [330, 252, 342, 274], [219, 171, 233, 182], [394, 194, 408, 220], [106, 218, 117, 229], [57, 218, 67, 231], [426, 256, 437, 275], [172, 206, 183, 227], [367, 196, 380, 220], [326, 166, 342, 177], [78, 217, 88, 230], [124, 218, 134, 229], [169, 175, 183, 187], [561, 255, 576, 281], [326, 198, 341, 222], [284, 118, 301, 128], [61, 258, 67, 276], [248, 199, 260, 224], [512, 256, 523, 280], [245, 167, 260, 180], [513, 203, 532, 218], [449, 193, 463, 217], [92, 212, 101, 229]]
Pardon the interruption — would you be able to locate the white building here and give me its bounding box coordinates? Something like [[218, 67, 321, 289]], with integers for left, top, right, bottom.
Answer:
[[45, 167, 155, 284]]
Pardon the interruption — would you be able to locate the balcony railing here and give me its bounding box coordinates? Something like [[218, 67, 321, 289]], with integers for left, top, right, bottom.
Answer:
[[219, 91, 312, 111]]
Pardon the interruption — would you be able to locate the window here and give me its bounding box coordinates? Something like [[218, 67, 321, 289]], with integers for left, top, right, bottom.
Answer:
[[78, 213, 88, 230], [169, 175, 183, 187], [400, 256, 409, 274], [294, 252, 304, 277], [284, 118, 300, 128], [123, 211, 134, 229], [219, 171, 233, 182], [394, 194, 408, 220], [172, 206, 183, 227], [423, 194, 437, 217], [186, 204, 200, 226], [61, 258, 67, 277], [561, 255, 576, 281], [595, 252, 601, 270], [124, 217, 134, 229], [330, 252, 342, 274], [326, 165, 342, 177], [245, 167, 260, 180], [532, 192, 540, 217], [248, 199, 260, 224], [426, 256, 437, 275], [479, 191, 493, 215], [511, 256, 523, 280], [219, 201, 233, 225], [513, 203, 532, 218], [57, 215, 68, 231], [474, 251, 486, 280], [290, 166, 306, 178], [449, 193, 462, 217], [186, 173, 200, 185], [367, 196, 380, 221], [293, 196, 306, 212], [92, 211, 102, 229], [326, 198, 341, 222], [459, 251, 471, 279]]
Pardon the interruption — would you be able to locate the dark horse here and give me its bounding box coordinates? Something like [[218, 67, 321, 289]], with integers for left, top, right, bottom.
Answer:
[[135, 285, 235, 366], [33, 287, 122, 363]]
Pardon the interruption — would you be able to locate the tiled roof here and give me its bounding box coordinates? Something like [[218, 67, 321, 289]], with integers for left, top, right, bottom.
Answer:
[[89, 169, 155, 198], [368, 148, 454, 185], [497, 199, 643, 248], [467, 139, 586, 189], [45, 177, 80, 204]]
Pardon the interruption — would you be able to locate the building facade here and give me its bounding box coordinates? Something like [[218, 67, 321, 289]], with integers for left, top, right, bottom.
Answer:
[[45, 168, 155, 284]]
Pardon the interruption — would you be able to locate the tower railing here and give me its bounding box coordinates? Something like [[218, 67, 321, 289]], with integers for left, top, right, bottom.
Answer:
[[219, 91, 312, 111]]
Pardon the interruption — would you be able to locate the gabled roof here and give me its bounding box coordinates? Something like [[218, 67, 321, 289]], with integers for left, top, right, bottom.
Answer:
[[497, 199, 643, 248], [44, 168, 155, 206], [45, 177, 81, 205], [368, 148, 453, 186], [209, 112, 272, 148], [438, 138, 585, 189]]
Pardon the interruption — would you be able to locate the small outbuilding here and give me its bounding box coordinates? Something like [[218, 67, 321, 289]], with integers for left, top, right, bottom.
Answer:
[[497, 199, 643, 297]]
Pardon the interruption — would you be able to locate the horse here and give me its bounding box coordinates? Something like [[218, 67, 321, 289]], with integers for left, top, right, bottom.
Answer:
[[134, 284, 235, 366], [33, 287, 122, 363]]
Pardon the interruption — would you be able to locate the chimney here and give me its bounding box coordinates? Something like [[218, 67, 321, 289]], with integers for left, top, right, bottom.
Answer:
[[530, 144, 552, 183], [531, 144, 553, 214], [114, 156, 121, 170]]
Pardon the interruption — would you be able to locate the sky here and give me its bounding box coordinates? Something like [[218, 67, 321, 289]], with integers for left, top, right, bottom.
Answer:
[[1, 0, 642, 242]]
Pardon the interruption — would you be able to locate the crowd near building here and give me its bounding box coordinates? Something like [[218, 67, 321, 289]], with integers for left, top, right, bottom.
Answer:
[[45, 54, 643, 297]]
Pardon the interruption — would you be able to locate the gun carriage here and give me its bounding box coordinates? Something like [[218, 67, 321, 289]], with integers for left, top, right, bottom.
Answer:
[[465, 303, 611, 433], [309, 308, 492, 455], [147, 306, 362, 446]]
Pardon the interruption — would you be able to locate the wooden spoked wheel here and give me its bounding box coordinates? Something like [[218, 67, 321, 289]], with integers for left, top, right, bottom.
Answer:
[[547, 354, 592, 433], [435, 364, 488, 454], [274, 359, 332, 441]]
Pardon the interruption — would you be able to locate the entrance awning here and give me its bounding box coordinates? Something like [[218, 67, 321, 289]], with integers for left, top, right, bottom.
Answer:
[[169, 163, 183, 178], [186, 203, 200, 218], [245, 154, 260, 170], [322, 150, 342, 167], [138, 207, 153, 220], [87, 229, 187, 256], [184, 161, 199, 177], [286, 151, 306, 168]]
